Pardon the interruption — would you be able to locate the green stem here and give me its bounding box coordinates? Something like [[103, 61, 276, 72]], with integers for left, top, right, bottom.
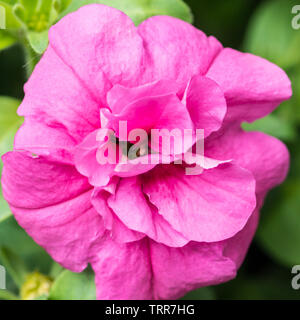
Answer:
[[9, 29, 39, 79], [22, 43, 41, 78]]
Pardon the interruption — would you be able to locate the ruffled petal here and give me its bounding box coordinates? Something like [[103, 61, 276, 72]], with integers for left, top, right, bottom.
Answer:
[[16, 4, 146, 159], [18, 46, 100, 143], [104, 94, 193, 140], [142, 163, 256, 242], [74, 130, 116, 187], [103, 91, 194, 155], [48, 4, 144, 104], [1, 151, 105, 271], [150, 208, 259, 299], [138, 16, 223, 94], [107, 176, 188, 247], [223, 208, 259, 269], [91, 208, 260, 300], [206, 127, 290, 197], [92, 181, 145, 243], [14, 117, 76, 164], [150, 240, 236, 299], [206, 48, 292, 123], [91, 238, 153, 300], [107, 80, 179, 114], [185, 75, 227, 137]]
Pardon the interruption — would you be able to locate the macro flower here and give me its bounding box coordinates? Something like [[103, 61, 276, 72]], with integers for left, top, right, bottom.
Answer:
[[1, 4, 292, 299]]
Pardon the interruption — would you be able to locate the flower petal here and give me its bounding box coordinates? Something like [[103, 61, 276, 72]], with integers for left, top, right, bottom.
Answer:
[[1, 151, 90, 208], [106, 94, 193, 137], [90, 208, 259, 300], [18, 46, 100, 143], [91, 238, 153, 300], [1, 152, 104, 271], [151, 208, 260, 299], [92, 182, 145, 244], [142, 163, 256, 242], [206, 128, 290, 197], [107, 79, 179, 114], [138, 16, 223, 94], [14, 117, 76, 164], [185, 75, 227, 137], [49, 4, 144, 104], [74, 130, 115, 187], [150, 240, 236, 299], [223, 208, 259, 269], [206, 48, 292, 123], [91, 235, 244, 300], [17, 4, 146, 156], [114, 154, 162, 178], [104, 92, 194, 155], [107, 177, 188, 247]]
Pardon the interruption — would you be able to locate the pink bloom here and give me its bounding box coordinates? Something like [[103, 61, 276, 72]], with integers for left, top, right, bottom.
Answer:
[[1, 4, 291, 299]]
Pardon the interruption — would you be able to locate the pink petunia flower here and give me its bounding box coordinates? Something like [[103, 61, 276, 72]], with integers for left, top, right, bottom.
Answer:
[[1, 4, 292, 299]]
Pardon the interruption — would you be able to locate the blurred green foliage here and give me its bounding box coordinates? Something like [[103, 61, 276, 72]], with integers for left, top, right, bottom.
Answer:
[[61, 0, 193, 25], [0, 0, 300, 300]]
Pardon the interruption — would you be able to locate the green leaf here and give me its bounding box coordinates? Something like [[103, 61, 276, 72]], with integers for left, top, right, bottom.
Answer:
[[242, 113, 296, 142], [244, 0, 300, 69], [0, 247, 28, 287], [0, 1, 22, 28], [60, 0, 193, 25], [0, 96, 21, 155], [0, 30, 17, 51], [49, 262, 64, 279], [34, 294, 48, 300], [27, 29, 48, 54], [257, 181, 300, 267], [54, 0, 71, 12], [14, 0, 60, 32], [276, 68, 300, 126], [0, 289, 19, 300], [0, 216, 53, 275], [49, 268, 96, 300], [0, 194, 10, 223], [10, 1, 61, 54], [215, 266, 300, 300], [0, 96, 22, 222], [181, 287, 215, 300], [19, 0, 39, 15], [0, 96, 22, 164], [0, 0, 18, 5]]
